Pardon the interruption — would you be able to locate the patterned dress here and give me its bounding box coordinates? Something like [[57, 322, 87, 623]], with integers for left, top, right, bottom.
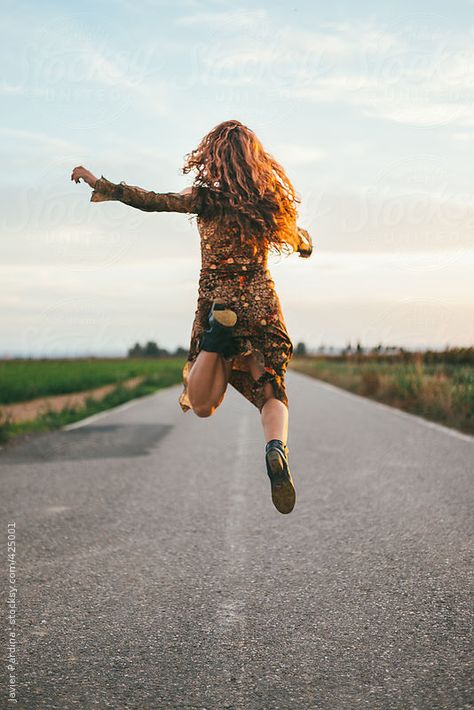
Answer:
[[90, 176, 313, 413]]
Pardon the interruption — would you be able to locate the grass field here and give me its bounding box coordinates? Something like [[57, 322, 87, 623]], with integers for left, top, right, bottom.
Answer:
[[0, 357, 185, 405], [0, 358, 186, 444], [289, 352, 473, 435]]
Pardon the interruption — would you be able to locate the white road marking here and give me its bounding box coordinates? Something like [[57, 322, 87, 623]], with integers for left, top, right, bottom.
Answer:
[[62, 392, 158, 431], [215, 415, 249, 700]]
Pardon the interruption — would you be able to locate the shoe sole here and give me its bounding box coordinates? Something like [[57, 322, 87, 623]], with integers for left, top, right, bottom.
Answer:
[[266, 449, 296, 514], [210, 299, 238, 328], [213, 309, 237, 327]]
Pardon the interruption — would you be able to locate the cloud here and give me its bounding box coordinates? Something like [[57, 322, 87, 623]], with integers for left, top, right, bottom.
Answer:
[[281, 41, 474, 127], [0, 82, 24, 95], [0, 128, 83, 154], [178, 12, 473, 128], [296, 187, 474, 254], [176, 9, 267, 29], [452, 131, 474, 141], [2, 12, 171, 119], [269, 142, 326, 166]]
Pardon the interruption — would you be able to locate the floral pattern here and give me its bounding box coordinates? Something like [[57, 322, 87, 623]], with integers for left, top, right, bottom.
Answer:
[[91, 176, 312, 413]]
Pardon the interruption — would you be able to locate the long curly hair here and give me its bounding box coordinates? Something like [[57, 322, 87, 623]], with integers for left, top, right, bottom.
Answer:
[[182, 119, 301, 257]]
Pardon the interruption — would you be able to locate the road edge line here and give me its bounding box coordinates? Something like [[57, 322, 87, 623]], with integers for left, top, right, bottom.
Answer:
[[62, 390, 165, 431]]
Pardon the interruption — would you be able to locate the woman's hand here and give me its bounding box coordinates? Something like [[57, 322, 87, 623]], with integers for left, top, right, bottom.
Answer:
[[71, 166, 98, 189], [296, 226, 313, 258]]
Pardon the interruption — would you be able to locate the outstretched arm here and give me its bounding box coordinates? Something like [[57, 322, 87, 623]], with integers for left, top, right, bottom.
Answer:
[[295, 225, 313, 258], [90, 176, 202, 213], [71, 166, 201, 214]]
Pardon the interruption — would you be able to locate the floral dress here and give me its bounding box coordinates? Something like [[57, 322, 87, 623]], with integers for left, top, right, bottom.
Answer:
[[90, 176, 313, 413]]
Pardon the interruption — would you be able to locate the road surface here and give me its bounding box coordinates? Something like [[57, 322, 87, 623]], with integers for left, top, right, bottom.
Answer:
[[1, 371, 472, 709]]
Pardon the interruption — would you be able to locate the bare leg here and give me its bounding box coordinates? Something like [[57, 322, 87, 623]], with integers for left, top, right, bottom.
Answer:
[[261, 396, 288, 446], [244, 352, 288, 445], [187, 349, 232, 416]]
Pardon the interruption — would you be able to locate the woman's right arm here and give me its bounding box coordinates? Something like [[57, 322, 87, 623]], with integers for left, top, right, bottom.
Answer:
[[295, 226, 313, 258], [90, 175, 202, 214]]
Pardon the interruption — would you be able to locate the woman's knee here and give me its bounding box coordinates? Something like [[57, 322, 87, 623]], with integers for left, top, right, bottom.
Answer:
[[192, 390, 227, 416], [193, 389, 227, 416], [192, 403, 216, 417]]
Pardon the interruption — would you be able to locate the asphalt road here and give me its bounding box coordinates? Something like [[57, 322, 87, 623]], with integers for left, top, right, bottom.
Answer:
[[1, 371, 472, 710]]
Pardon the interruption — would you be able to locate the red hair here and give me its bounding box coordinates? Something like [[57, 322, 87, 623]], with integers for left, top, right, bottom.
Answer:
[[182, 120, 301, 256]]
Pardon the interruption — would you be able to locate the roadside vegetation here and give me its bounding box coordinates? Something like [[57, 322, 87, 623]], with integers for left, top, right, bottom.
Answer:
[[289, 347, 473, 435], [0, 358, 185, 445]]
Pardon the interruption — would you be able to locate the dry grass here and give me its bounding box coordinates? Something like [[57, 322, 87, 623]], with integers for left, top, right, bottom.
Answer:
[[289, 352, 473, 435]]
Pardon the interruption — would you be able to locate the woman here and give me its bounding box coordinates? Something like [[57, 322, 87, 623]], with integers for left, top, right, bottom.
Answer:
[[71, 119, 313, 514]]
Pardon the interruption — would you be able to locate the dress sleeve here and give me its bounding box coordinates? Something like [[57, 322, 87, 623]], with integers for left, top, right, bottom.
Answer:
[[295, 226, 313, 258], [90, 176, 202, 214]]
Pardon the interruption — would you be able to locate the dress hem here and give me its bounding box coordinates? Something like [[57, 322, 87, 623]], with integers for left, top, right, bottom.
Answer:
[[178, 336, 290, 414]]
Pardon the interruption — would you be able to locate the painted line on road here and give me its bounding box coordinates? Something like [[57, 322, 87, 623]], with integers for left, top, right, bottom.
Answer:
[[62, 391, 161, 431], [290, 371, 473, 443]]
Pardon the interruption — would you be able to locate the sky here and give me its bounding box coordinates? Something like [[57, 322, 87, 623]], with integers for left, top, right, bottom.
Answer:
[[1, 0, 473, 356]]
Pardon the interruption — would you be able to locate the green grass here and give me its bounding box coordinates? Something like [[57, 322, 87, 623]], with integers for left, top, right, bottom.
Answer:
[[289, 356, 474, 435], [0, 361, 186, 445], [0, 357, 185, 404]]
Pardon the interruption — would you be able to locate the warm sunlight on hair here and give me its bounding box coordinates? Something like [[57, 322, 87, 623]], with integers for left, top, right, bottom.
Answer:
[[182, 119, 301, 257]]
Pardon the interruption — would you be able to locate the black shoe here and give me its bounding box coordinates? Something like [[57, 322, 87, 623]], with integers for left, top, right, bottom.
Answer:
[[199, 299, 238, 355], [265, 439, 296, 514]]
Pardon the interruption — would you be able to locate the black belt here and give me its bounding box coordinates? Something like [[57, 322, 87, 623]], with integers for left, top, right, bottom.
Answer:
[[200, 264, 268, 275]]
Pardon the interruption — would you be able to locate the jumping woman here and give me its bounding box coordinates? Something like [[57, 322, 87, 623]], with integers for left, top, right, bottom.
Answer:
[[71, 119, 313, 514]]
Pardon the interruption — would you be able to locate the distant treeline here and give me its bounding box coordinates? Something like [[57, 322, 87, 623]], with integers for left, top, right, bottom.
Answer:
[[294, 343, 474, 366], [127, 341, 188, 358], [127, 340, 474, 366]]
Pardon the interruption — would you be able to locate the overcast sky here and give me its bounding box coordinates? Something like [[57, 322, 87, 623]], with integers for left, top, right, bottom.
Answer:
[[1, 0, 473, 356]]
